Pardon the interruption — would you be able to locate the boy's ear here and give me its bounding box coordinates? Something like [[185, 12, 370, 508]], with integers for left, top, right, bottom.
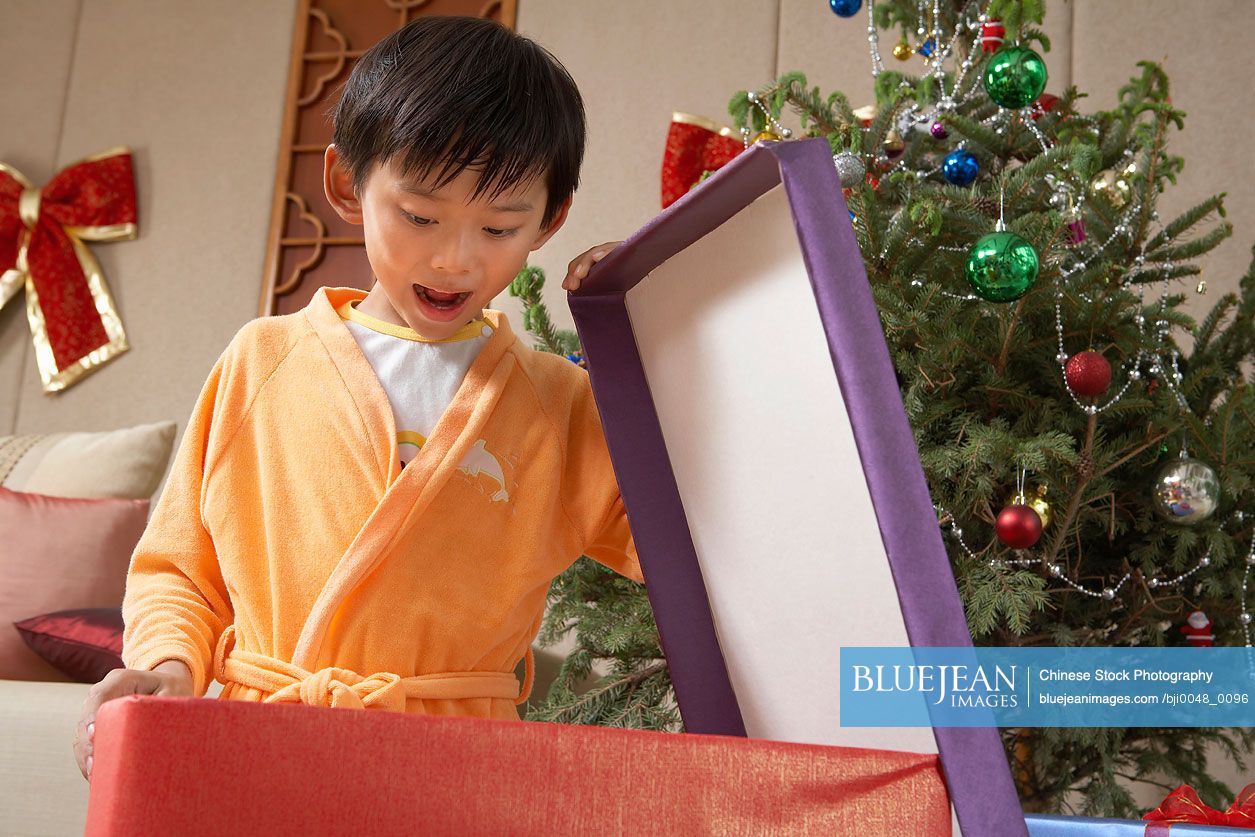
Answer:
[[323, 144, 363, 225], [529, 195, 572, 252]]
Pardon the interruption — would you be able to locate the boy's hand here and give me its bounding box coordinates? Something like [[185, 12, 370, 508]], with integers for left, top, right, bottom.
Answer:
[[74, 660, 194, 782], [562, 241, 622, 292]]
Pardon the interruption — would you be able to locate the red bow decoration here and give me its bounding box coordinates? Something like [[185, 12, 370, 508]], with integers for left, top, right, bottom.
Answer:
[[1144, 783, 1255, 828], [0, 147, 137, 393], [661, 113, 745, 209]]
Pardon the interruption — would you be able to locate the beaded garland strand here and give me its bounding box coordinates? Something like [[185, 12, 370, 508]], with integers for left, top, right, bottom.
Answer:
[[740, 91, 794, 147]]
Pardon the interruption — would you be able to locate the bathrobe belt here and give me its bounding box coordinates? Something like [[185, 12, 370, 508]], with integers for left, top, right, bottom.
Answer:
[[212, 624, 535, 711]]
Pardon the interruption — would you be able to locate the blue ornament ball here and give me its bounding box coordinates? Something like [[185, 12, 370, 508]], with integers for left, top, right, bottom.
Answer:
[[942, 149, 980, 186], [828, 0, 862, 17]]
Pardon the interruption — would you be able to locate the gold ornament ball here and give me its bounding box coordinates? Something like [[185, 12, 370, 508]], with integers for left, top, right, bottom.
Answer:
[[751, 129, 783, 144], [893, 40, 914, 60], [883, 129, 905, 154], [1090, 169, 1130, 208], [1012, 489, 1052, 529]]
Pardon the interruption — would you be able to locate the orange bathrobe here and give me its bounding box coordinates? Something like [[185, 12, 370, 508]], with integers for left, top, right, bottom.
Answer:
[[122, 285, 643, 721]]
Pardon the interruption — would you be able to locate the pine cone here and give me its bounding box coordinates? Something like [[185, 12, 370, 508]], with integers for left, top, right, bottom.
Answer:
[[1077, 455, 1094, 482]]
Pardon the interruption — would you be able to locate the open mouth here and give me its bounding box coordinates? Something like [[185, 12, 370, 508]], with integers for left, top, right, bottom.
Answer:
[[413, 283, 471, 311]]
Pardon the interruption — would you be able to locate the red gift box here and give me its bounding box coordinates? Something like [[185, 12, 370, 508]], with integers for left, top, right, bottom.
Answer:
[[86, 695, 951, 835]]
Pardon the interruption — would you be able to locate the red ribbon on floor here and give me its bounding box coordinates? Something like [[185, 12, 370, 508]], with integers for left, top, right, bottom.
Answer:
[[1144, 783, 1255, 829], [0, 147, 137, 393]]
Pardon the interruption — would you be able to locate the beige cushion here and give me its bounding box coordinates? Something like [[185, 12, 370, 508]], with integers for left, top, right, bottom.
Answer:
[[0, 420, 176, 500]]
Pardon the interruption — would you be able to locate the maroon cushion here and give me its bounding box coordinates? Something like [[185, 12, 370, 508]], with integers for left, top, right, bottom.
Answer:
[[14, 607, 124, 683]]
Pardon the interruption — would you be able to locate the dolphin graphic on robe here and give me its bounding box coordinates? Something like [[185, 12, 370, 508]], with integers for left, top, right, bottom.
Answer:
[[457, 439, 510, 502]]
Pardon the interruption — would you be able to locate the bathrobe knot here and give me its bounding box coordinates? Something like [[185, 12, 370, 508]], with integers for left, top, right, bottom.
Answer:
[[212, 624, 536, 711], [212, 625, 404, 710], [285, 667, 406, 711]]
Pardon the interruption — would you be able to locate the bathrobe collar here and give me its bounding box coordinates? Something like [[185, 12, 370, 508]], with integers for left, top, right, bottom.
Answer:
[[303, 285, 516, 487], [296, 284, 520, 668]]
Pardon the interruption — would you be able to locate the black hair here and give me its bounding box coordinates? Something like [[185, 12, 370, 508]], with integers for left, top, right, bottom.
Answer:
[[330, 16, 585, 230]]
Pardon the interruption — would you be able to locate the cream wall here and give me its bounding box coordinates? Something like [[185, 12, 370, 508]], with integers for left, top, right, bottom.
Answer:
[[1, 0, 1251, 808]]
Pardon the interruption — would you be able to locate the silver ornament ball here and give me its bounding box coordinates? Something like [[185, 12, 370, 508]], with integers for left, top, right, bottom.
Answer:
[[1151, 456, 1221, 525], [833, 152, 866, 189]]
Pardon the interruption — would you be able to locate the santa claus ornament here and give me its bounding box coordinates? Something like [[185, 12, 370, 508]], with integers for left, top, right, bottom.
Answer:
[[980, 18, 1005, 54], [1180, 610, 1214, 647]]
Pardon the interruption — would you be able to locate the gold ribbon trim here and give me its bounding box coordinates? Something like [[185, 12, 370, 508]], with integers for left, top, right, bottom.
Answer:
[[18, 187, 40, 228]]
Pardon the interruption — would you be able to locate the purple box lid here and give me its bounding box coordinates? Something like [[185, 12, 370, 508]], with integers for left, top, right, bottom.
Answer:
[[568, 137, 1025, 837]]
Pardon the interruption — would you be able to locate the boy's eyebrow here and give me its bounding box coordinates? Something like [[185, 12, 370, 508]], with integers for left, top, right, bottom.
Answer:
[[398, 180, 534, 213]]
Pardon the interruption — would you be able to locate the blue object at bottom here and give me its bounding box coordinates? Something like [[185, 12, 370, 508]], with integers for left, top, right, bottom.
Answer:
[[1026, 813, 1248, 835]]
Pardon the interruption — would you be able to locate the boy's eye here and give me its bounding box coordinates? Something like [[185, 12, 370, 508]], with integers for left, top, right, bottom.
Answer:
[[401, 210, 514, 239]]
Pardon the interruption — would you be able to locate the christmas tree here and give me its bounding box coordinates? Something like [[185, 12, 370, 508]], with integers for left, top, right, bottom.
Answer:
[[514, 0, 1255, 818], [507, 266, 681, 733]]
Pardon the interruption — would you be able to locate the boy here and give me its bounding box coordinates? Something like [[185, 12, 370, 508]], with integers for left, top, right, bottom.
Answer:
[[75, 15, 634, 781]]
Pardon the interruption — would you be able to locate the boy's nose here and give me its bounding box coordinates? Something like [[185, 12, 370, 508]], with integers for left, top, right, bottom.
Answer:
[[429, 231, 473, 274]]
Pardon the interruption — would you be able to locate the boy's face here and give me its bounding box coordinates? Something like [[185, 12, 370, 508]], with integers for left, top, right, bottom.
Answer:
[[323, 144, 570, 340]]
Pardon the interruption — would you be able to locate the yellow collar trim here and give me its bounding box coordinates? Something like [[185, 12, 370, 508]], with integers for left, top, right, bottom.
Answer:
[[337, 299, 491, 343]]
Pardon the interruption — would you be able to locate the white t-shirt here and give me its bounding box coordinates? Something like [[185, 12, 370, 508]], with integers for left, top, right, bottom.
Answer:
[[337, 298, 492, 471]]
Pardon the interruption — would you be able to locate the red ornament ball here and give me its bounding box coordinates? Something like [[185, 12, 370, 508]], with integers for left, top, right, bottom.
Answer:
[[1065, 351, 1112, 397], [996, 504, 1043, 549]]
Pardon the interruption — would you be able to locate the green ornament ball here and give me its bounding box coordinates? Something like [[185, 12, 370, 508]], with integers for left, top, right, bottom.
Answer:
[[983, 46, 1047, 109], [965, 231, 1039, 302]]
